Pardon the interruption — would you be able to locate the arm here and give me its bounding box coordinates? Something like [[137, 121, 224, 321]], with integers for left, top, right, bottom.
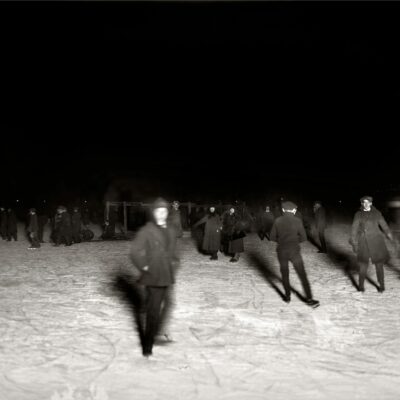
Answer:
[[193, 215, 207, 228], [298, 221, 307, 243], [129, 230, 148, 271], [378, 213, 393, 240], [350, 213, 360, 250], [270, 222, 278, 242]]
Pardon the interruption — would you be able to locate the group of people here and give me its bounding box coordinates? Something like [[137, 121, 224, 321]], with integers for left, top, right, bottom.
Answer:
[[0, 207, 18, 242], [26, 205, 84, 249], [128, 195, 395, 358]]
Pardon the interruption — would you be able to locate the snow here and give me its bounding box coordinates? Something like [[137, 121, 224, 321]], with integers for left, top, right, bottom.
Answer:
[[1, 222, 400, 400]]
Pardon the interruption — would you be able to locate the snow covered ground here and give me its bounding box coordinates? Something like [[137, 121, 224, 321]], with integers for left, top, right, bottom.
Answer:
[[1, 222, 400, 400]]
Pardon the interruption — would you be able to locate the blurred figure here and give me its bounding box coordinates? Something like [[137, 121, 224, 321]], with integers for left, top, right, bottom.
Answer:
[[350, 196, 393, 293], [168, 200, 183, 238], [27, 208, 40, 249], [6, 208, 18, 241], [257, 205, 275, 241], [193, 206, 223, 260], [0, 207, 7, 240], [270, 201, 319, 307], [71, 206, 82, 243], [129, 197, 179, 357], [190, 206, 207, 250], [313, 201, 328, 253], [37, 211, 49, 243], [222, 207, 245, 262], [55, 205, 72, 246]]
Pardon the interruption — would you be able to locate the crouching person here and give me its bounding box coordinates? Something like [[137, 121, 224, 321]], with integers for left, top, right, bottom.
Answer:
[[129, 197, 179, 357]]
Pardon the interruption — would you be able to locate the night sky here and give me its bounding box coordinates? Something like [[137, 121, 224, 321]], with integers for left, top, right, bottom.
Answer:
[[1, 2, 400, 210]]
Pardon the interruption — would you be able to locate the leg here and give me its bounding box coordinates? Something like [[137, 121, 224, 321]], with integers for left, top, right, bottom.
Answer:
[[358, 261, 368, 292], [375, 263, 385, 292], [292, 252, 313, 300], [277, 251, 291, 300], [143, 286, 167, 356], [318, 229, 327, 253]]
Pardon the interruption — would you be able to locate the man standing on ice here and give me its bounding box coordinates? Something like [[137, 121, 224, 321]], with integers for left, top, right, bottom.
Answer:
[[130, 197, 178, 357], [350, 195, 393, 293], [270, 201, 320, 308]]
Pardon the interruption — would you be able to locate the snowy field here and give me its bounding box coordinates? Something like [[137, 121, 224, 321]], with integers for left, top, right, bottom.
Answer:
[[1, 222, 400, 400]]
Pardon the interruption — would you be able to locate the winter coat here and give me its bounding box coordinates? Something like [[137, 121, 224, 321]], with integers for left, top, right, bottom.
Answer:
[[130, 221, 178, 287], [222, 212, 244, 254], [350, 206, 391, 264], [168, 208, 183, 238], [27, 213, 38, 233], [270, 213, 307, 251], [314, 206, 327, 231], [194, 213, 222, 253], [6, 211, 17, 233]]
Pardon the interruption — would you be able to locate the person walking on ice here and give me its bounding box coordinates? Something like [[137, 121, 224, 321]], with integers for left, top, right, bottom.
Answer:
[[129, 197, 179, 357], [350, 195, 393, 293], [270, 201, 320, 308]]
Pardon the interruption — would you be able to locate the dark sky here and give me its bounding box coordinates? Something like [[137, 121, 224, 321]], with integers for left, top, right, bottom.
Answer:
[[1, 2, 400, 205]]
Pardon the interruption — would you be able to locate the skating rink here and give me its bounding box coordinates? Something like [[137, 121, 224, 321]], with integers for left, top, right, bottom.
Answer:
[[1, 223, 400, 400]]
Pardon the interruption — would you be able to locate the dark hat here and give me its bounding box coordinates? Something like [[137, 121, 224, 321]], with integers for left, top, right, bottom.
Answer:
[[282, 201, 297, 211], [360, 195, 373, 202], [152, 197, 169, 210]]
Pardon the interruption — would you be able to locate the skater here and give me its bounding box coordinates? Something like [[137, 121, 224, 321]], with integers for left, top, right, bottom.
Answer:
[[193, 206, 223, 260], [257, 204, 275, 241], [168, 200, 183, 238], [270, 201, 319, 307], [222, 206, 245, 262], [313, 201, 328, 253], [27, 208, 40, 249], [0, 207, 7, 240], [350, 195, 393, 293], [6, 208, 18, 241], [71, 206, 82, 243], [55, 206, 72, 246], [129, 197, 179, 357]]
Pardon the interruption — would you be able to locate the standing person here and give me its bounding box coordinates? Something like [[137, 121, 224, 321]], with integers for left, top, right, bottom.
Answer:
[[0, 207, 7, 240], [222, 207, 245, 262], [257, 205, 275, 240], [193, 206, 223, 260], [55, 206, 72, 246], [6, 208, 18, 241], [313, 201, 328, 253], [168, 200, 183, 238], [37, 211, 49, 243], [129, 197, 178, 357], [27, 208, 40, 249], [71, 206, 82, 243], [270, 201, 320, 307], [350, 195, 393, 293]]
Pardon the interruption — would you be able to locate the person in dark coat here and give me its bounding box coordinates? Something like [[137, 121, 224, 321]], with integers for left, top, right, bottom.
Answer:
[[168, 200, 183, 238], [130, 197, 178, 357], [37, 212, 49, 243], [27, 208, 40, 249], [190, 206, 207, 251], [0, 207, 7, 240], [257, 205, 275, 240], [270, 201, 319, 307], [313, 201, 328, 253], [193, 206, 223, 260], [350, 195, 393, 293], [6, 208, 18, 241], [222, 207, 245, 262], [71, 206, 82, 243], [55, 206, 72, 246]]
